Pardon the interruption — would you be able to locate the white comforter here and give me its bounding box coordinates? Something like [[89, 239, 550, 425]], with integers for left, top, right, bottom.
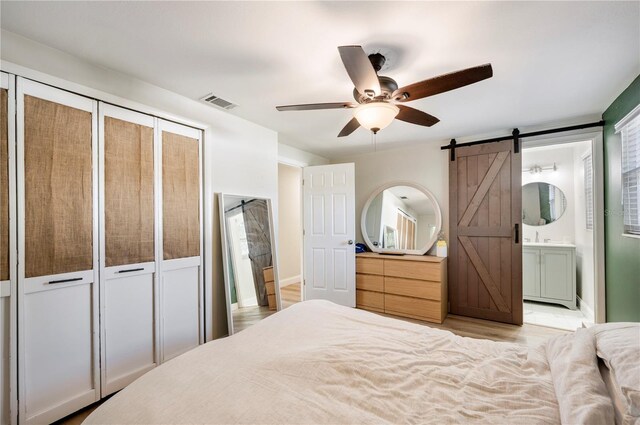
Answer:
[[86, 300, 613, 424]]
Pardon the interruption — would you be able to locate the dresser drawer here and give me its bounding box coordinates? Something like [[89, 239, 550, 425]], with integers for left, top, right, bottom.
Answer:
[[384, 277, 441, 301], [356, 257, 383, 275], [384, 294, 442, 323], [356, 274, 384, 292], [384, 259, 441, 281], [356, 289, 384, 312]]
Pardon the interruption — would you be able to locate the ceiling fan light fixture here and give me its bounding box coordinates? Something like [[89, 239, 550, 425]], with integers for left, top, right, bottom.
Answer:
[[353, 102, 399, 133]]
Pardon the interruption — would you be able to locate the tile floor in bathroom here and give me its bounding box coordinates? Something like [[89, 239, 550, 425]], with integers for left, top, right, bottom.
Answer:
[[523, 301, 590, 331]]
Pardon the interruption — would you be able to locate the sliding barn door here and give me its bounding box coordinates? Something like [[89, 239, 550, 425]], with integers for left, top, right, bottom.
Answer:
[[98, 104, 158, 396], [449, 140, 522, 324], [158, 120, 203, 361], [16, 79, 99, 424], [0, 72, 17, 425]]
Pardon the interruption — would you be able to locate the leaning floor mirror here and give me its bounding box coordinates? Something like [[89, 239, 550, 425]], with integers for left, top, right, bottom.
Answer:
[[219, 194, 280, 335]]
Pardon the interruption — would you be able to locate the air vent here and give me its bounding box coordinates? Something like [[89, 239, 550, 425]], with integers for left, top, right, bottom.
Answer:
[[200, 93, 237, 110]]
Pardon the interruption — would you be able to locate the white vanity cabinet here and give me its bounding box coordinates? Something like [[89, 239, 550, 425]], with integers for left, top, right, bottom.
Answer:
[[523, 244, 576, 309]]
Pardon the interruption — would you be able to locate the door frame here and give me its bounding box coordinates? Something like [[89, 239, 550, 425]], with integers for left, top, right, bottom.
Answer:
[[522, 129, 606, 323]]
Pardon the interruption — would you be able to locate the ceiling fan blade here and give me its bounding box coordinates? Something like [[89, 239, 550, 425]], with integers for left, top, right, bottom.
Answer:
[[276, 102, 357, 111], [338, 46, 381, 97], [338, 117, 360, 137], [396, 105, 440, 127], [393, 64, 493, 102]]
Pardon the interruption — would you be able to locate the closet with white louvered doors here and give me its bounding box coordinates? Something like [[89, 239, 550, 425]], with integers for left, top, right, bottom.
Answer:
[[8, 74, 204, 425]]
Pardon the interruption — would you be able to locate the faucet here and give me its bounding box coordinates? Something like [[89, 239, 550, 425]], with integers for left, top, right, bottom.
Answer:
[[535, 231, 539, 243]]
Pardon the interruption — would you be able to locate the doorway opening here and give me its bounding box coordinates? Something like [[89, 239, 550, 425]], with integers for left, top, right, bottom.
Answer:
[[521, 137, 601, 330], [277, 163, 303, 308]]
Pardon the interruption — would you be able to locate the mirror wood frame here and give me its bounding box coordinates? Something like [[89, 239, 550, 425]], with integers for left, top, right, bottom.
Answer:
[[360, 181, 442, 255], [218, 193, 281, 336]]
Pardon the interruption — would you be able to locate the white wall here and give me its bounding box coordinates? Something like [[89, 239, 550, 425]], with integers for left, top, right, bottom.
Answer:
[[277, 163, 302, 284], [573, 142, 595, 318], [1, 30, 281, 340], [278, 141, 329, 167], [522, 146, 576, 243], [332, 143, 449, 254]]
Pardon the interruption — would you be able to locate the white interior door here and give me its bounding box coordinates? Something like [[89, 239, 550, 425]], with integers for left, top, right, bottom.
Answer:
[[17, 78, 100, 424], [303, 163, 355, 307], [0, 71, 17, 425], [158, 119, 203, 362], [98, 103, 158, 396]]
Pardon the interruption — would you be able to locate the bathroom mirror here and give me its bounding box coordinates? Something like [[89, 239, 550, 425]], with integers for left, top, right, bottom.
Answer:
[[361, 182, 442, 255], [219, 194, 280, 335], [522, 182, 567, 226]]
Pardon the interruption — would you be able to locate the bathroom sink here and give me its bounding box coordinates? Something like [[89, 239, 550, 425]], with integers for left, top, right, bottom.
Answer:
[[523, 242, 576, 248]]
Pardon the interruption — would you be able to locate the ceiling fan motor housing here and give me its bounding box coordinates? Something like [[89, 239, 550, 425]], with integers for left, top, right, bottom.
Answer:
[[353, 75, 398, 102]]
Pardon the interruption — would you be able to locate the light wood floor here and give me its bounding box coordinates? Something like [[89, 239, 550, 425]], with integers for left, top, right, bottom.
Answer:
[[232, 305, 276, 333], [381, 311, 567, 347]]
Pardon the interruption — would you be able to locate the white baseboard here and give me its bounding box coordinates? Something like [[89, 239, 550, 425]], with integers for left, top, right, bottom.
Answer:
[[577, 296, 595, 323], [279, 275, 301, 287]]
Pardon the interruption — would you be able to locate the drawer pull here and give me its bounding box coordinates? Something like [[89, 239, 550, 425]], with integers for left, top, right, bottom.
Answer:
[[48, 277, 83, 285], [118, 267, 145, 274]]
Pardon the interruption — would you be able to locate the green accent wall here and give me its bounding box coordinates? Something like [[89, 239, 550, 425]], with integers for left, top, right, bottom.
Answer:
[[603, 74, 640, 322]]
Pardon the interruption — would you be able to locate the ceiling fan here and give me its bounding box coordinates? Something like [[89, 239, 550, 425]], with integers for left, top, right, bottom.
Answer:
[[276, 45, 493, 137]]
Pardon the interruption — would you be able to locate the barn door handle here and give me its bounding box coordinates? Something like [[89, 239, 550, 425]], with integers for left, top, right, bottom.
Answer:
[[514, 224, 519, 244], [48, 277, 83, 285], [118, 267, 145, 274]]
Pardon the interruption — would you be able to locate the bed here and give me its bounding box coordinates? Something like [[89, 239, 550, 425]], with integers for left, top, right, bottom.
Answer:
[[86, 300, 639, 424]]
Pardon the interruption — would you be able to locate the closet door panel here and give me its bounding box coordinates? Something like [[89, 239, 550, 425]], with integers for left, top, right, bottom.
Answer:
[[24, 95, 93, 277], [17, 79, 99, 425], [159, 120, 203, 362], [161, 260, 200, 360], [162, 130, 200, 260], [0, 72, 14, 425], [0, 296, 9, 425], [99, 104, 158, 396], [23, 283, 94, 417]]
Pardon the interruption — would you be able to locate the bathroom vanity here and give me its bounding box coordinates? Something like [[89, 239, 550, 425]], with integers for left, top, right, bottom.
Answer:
[[523, 243, 576, 310]]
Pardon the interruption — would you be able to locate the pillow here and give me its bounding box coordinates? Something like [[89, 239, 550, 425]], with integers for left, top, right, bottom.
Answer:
[[593, 323, 640, 421]]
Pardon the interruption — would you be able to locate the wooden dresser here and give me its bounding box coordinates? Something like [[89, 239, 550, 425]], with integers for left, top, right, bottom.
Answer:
[[356, 253, 448, 323]]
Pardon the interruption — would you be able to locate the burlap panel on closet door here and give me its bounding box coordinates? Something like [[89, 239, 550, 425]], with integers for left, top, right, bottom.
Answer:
[[162, 131, 200, 260], [24, 95, 93, 278], [105, 117, 154, 267], [0, 89, 8, 281]]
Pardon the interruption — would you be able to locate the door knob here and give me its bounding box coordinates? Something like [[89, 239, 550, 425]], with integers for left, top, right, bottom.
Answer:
[[348, 240, 354, 245]]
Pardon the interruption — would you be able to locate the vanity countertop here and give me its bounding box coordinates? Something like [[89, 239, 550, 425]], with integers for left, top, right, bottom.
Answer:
[[523, 242, 576, 248]]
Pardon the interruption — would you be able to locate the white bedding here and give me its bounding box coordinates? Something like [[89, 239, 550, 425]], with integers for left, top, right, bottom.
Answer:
[[86, 300, 614, 424]]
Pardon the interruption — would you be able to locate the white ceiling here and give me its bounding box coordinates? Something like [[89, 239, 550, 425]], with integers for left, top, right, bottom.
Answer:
[[1, 1, 638, 158]]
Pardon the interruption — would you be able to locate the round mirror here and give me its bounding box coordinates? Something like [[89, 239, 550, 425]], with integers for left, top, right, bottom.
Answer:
[[361, 182, 442, 255], [522, 182, 567, 226]]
